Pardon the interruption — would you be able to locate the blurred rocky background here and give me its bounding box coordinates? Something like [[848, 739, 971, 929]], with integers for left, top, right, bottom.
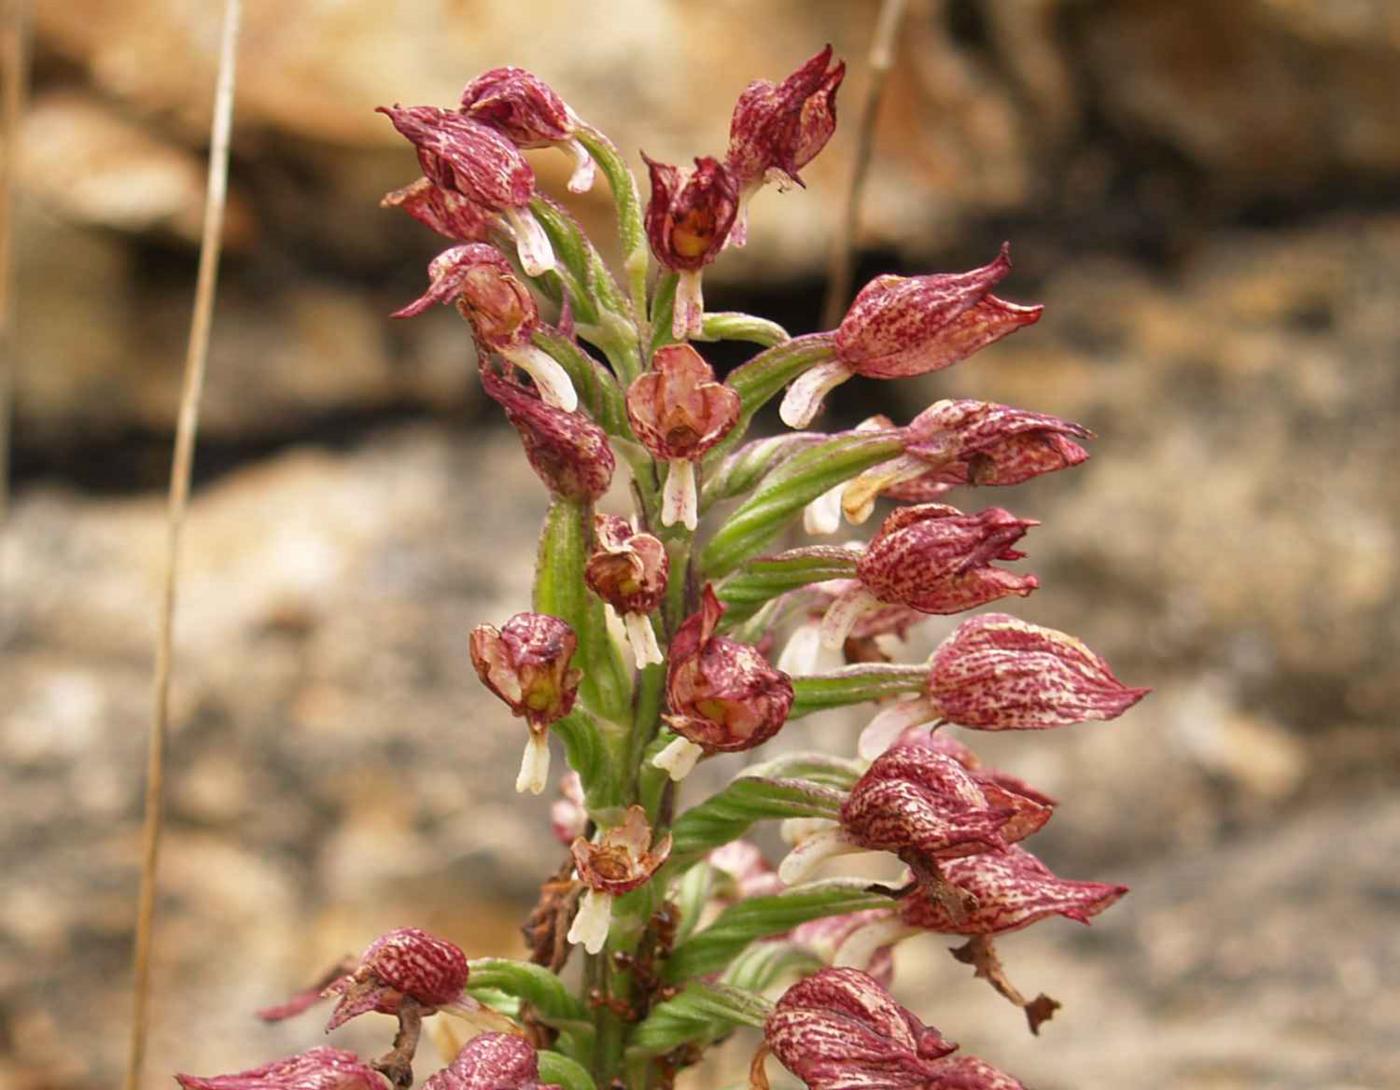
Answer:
[[3, 1, 1399, 1089]]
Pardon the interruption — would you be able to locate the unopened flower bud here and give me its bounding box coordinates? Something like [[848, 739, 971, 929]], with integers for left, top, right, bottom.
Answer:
[[642, 155, 739, 337], [780, 246, 1041, 427], [765, 968, 956, 1090], [843, 401, 1091, 524], [460, 66, 596, 193], [322, 928, 471, 1031], [820, 505, 1038, 649], [378, 104, 554, 275], [176, 1048, 386, 1090], [470, 611, 581, 794], [567, 806, 672, 954], [625, 345, 740, 529], [585, 515, 668, 667], [656, 586, 794, 779], [898, 845, 1127, 936], [422, 1033, 557, 1090], [929, 613, 1149, 730], [481, 370, 613, 502], [726, 45, 845, 195], [394, 244, 577, 411], [780, 743, 1027, 888]]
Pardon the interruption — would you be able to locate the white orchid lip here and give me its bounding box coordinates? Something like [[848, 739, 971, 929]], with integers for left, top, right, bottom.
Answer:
[[566, 888, 614, 954], [819, 584, 881, 649], [653, 735, 704, 781], [673, 269, 705, 340], [623, 611, 664, 668], [779, 359, 854, 429], [662, 459, 699, 530], [502, 206, 556, 276], [857, 697, 941, 760], [501, 344, 578, 412], [516, 732, 551, 795]]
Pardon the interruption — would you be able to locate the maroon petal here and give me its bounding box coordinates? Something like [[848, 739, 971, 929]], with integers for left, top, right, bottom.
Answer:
[[176, 1047, 386, 1090], [899, 845, 1127, 935], [928, 613, 1149, 729]]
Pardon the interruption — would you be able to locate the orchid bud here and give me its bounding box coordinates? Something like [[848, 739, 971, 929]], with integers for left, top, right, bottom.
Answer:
[[176, 1048, 386, 1090], [381, 177, 492, 244], [708, 839, 785, 901], [321, 928, 471, 1031], [820, 505, 1038, 649], [898, 845, 1127, 936], [550, 770, 587, 846], [470, 611, 581, 794], [842, 401, 1092, 524], [394, 244, 577, 411], [422, 1033, 557, 1090], [929, 613, 1149, 730], [765, 967, 957, 1090], [378, 105, 554, 275], [780, 246, 1042, 427], [460, 66, 596, 193], [585, 515, 668, 666], [481, 370, 613, 503], [655, 586, 794, 780], [859, 725, 1059, 819], [832, 746, 1037, 877], [625, 345, 740, 529], [567, 805, 672, 954], [642, 155, 739, 338], [726, 45, 846, 195]]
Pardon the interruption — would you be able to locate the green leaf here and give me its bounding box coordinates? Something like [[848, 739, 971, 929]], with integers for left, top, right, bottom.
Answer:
[[669, 775, 844, 869], [720, 941, 825, 994], [701, 433, 823, 510], [789, 664, 928, 719], [700, 429, 908, 577], [742, 751, 864, 791], [650, 271, 678, 350], [627, 983, 772, 1057], [663, 880, 892, 982], [724, 333, 838, 436], [530, 196, 630, 330], [575, 126, 649, 325], [672, 862, 716, 945], [537, 1051, 598, 1090], [466, 958, 594, 1036], [715, 547, 860, 625], [536, 501, 633, 728], [532, 330, 630, 437], [529, 197, 600, 326], [698, 311, 791, 348]]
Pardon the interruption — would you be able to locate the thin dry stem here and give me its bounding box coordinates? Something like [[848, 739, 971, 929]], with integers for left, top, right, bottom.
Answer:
[[124, 3, 241, 1089], [820, 0, 910, 329], [0, 0, 32, 522]]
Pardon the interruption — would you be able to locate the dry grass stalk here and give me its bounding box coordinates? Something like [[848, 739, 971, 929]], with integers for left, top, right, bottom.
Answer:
[[821, 0, 910, 329], [125, 2, 242, 1088], [0, 0, 32, 522]]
